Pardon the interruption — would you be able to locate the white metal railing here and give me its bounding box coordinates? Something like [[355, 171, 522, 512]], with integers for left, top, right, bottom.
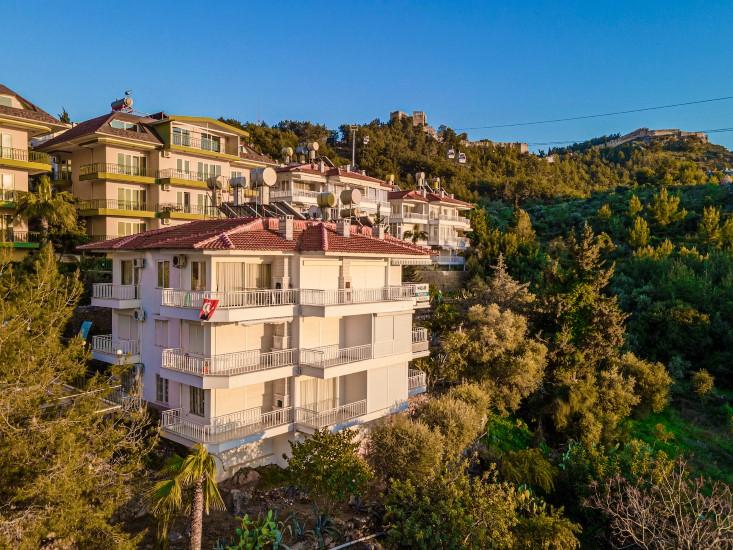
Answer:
[[161, 406, 293, 443], [92, 335, 140, 356], [408, 369, 427, 390], [429, 215, 470, 225], [161, 348, 295, 376], [92, 283, 139, 300], [270, 188, 321, 202], [295, 399, 367, 429], [432, 256, 465, 265], [300, 286, 415, 306], [406, 283, 430, 305], [299, 344, 373, 368], [412, 327, 428, 343], [161, 288, 298, 309], [394, 212, 428, 222]]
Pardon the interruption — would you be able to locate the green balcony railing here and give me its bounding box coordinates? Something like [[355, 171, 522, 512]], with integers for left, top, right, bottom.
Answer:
[[79, 163, 150, 178], [0, 147, 51, 164]]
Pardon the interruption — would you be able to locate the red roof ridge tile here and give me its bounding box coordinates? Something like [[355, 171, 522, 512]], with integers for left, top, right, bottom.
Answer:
[[320, 223, 329, 251]]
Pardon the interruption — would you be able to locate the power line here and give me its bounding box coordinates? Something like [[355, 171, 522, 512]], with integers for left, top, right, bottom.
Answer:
[[455, 96, 733, 131]]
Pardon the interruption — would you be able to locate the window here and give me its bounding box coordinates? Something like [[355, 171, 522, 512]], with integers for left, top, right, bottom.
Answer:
[[110, 120, 139, 131], [176, 158, 190, 173], [0, 133, 12, 156], [191, 261, 206, 290], [0, 173, 13, 201], [176, 191, 191, 212], [120, 260, 134, 285], [196, 193, 209, 213], [117, 187, 147, 210], [188, 323, 204, 353], [117, 221, 146, 237], [173, 127, 190, 147], [155, 320, 169, 347], [157, 260, 170, 288], [155, 375, 169, 404], [196, 162, 221, 180], [190, 386, 205, 416], [0, 96, 12, 108], [117, 153, 147, 176], [216, 262, 271, 291], [200, 133, 221, 152]]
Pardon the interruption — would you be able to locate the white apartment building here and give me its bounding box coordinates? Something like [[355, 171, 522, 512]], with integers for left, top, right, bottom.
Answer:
[[81, 216, 430, 477], [263, 161, 392, 220], [388, 188, 472, 267]]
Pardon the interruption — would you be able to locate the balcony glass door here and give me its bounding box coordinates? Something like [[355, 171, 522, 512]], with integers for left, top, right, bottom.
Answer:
[[176, 191, 191, 213], [117, 153, 146, 176], [0, 133, 11, 159], [117, 187, 146, 210], [173, 127, 190, 147]]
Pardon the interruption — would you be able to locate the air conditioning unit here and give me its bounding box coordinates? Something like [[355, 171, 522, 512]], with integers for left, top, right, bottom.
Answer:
[[172, 254, 187, 268], [162, 150, 171, 158], [161, 183, 171, 191], [133, 258, 145, 269], [133, 307, 146, 322], [161, 218, 171, 225]]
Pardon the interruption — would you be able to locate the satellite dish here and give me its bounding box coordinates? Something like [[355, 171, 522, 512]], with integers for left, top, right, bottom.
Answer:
[[251, 167, 277, 187], [458, 152, 467, 164]]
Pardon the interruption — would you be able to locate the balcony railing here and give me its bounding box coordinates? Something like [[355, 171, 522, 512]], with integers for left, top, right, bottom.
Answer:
[[156, 202, 221, 217], [156, 168, 229, 186], [433, 256, 465, 266], [408, 369, 427, 391], [430, 215, 470, 225], [394, 212, 428, 222], [172, 133, 222, 153], [92, 335, 140, 356], [78, 199, 151, 212], [161, 288, 298, 310], [295, 400, 367, 429], [162, 348, 296, 377], [92, 283, 139, 300], [79, 163, 150, 178], [299, 343, 373, 369], [270, 188, 321, 202], [0, 189, 26, 203], [0, 230, 40, 243], [412, 327, 428, 343], [300, 286, 415, 306], [0, 147, 51, 164], [161, 406, 293, 443]]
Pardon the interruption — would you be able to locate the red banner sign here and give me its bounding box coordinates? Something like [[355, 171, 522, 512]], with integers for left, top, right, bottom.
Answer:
[[199, 298, 219, 320]]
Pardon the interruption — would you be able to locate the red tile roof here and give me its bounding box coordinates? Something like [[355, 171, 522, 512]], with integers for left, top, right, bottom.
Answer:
[[38, 112, 164, 150], [239, 144, 276, 165], [78, 217, 431, 256], [388, 189, 473, 208], [276, 163, 393, 188], [0, 84, 61, 126]]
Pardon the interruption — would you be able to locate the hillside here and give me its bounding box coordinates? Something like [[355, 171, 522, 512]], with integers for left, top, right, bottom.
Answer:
[[224, 116, 733, 203]]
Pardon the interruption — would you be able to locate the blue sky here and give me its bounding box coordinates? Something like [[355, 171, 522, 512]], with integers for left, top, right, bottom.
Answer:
[[3, 0, 733, 151]]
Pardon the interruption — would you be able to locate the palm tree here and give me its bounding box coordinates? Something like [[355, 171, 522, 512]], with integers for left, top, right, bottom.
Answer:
[[403, 229, 429, 244], [14, 174, 77, 242], [149, 444, 225, 550]]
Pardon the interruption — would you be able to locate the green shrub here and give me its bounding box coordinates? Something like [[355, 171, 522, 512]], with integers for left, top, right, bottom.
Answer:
[[367, 415, 443, 484], [446, 382, 491, 415], [691, 369, 714, 397]]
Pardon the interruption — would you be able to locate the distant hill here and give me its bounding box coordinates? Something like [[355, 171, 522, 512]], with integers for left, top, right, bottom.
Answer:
[[222, 116, 733, 204]]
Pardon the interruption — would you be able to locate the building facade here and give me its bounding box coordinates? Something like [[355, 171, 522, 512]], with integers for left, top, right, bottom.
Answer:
[[80, 217, 430, 476], [388, 188, 472, 267], [37, 111, 275, 242], [0, 85, 66, 258]]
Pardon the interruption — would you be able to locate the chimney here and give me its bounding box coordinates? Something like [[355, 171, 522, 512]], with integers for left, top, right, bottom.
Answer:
[[336, 219, 351, 238], [375, 225, 386, 239], [279, 215, 294, 240], [319, 160, 325, 172]]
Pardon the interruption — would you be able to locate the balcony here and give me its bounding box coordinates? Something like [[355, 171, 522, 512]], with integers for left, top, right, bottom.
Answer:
[[412, 328, 430, 358], [91, 283, 140, 308], [160, 288, 298, 323], [392, 211, 428, 223], [156, 202, 221, 220], [161, 348, 297, 388], [0, 189, 27, 208], [299, 286, 416, 316], [171, 133, 234, 159], [408, 369, 427, 396], [432, 255, 465, 267], [300, 344, 373, 370], [157, 168, 228, 190], [79, 163, 156, 184], [161, 406, 293, 445], [77, 199, 155, 218], [295, 399, 367, 431], [0, 147, 52, 173], [51, 170, 73, 190], [0, 230, 40, 249], [91, 335, 140, 364], [429, 215, 471, 228], [270, 188, 321, 204]]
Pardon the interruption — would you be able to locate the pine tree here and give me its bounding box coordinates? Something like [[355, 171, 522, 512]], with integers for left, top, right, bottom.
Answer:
[[697, 205, 721, 247], [628, 216, 650, 248], [0, 247, 151, 548], [648, 187, 687, 227], [627, 194, 643, 217]]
